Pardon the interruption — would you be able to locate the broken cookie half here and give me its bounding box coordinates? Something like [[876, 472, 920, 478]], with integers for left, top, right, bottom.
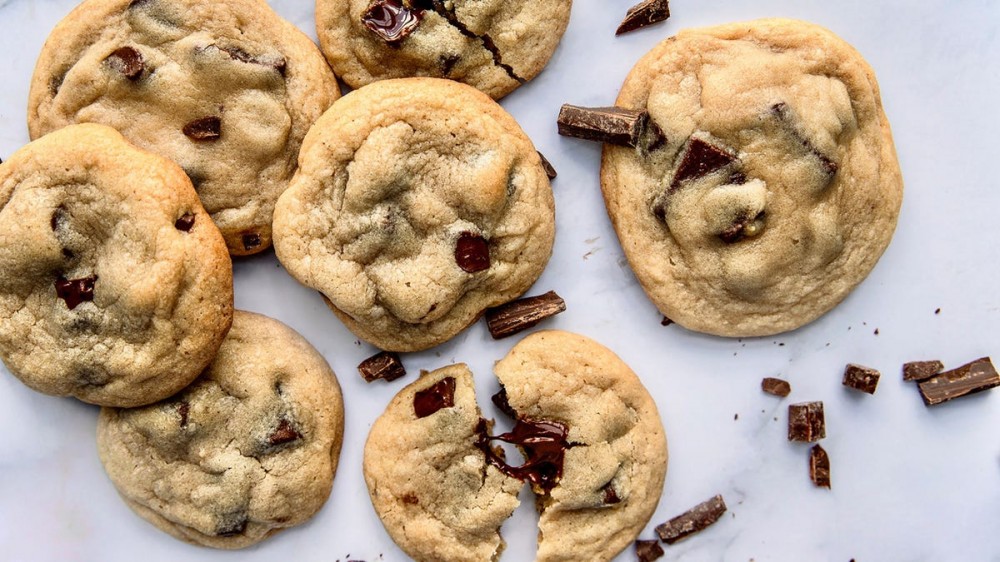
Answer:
[[363, 330, 668, 561]]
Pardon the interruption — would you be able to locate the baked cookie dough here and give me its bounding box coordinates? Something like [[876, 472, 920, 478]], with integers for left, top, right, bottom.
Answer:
[[272, 78, 555, 352], [0, 124, 232, 408], [316, 0, 572, 99], [363, 331, 668, 562], [97, 310, 345, 549], [28, 0, 339, 255], [600, 18, 903, 336]]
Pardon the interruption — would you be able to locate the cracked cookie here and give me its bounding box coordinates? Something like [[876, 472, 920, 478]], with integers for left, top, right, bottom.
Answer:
[[0, 124, 233, 407], [97, 310, 345, 549], [600, 19, 903, 336], [364, 331, 668, 561], [316, 0, 572, 99], [28, 0, 339, 255], [272, 78, 556, 352]]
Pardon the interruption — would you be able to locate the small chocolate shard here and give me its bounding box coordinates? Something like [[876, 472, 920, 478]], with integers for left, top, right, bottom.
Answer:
[[902, 360, 944, 382], [438, 53, 461, 75], [485, 291, 566, 339], [183, 117, 221, 141], [761, 377, 791, 397], [105, 46, 144, 80], [358, 351, 406, 383], [842, 364, 880, 394], [655, 495, 727, 544], [635, 539, 665, 562], [918, 357, 1000, 406], [413, 377, 456, 418], [216, 512, 248, 537], [660, 316, 673, 326], [491, 386, 518, 419], [455, 232, 490, 273], [362, 0, 424, 45], [616, 0, 670, 35], [241, 232, 262, 251], [55, 275, 97, 310], [810, 444, 831, 489], [719, 211, 765, 244], [174, 212, 195, 232], [788, 401, 825, 442], [268, 418, 301, 446], [557, 104, 650, 148], [219, 45, 287, 76], [176, 402, 190, 427], [537, 151, 557, 180], [671, 136, 736, 188]]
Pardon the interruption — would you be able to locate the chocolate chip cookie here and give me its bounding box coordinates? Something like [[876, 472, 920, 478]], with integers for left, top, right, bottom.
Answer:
[[600, 19, 903, 336], [272, 78, 556, 352], [28, 0, 339, 255], [316, 0, 572, 99], [363, 331, 668, 561], [97, 310, 345, 549], [0, 124, 233, 407]]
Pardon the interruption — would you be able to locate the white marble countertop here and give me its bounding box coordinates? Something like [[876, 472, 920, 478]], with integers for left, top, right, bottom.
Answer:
[[1, 1, 999, 561]]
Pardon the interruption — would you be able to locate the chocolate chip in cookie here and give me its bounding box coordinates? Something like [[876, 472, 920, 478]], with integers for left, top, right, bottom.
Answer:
[[362, 0, 424, 45], [413, 376, 456, 418], [268, 418, 302, 446], [174, 212, 196, 232], [455, 232, 491, 273], [55, 275, 97, 310], [183, 117, 222, 141], [670, 136, 737, 189], [105, 46, 144, 80]]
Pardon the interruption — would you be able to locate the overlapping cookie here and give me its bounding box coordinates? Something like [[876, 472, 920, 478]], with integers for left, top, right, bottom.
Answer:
[[28, 0, 339, 255], [273, 78, 555, 352], [595, 18, 903, 336], [0, 124, 232, 407], [364, 331, 668, 561], [316, 0, 572, 99], [97, 311, 345, 549]]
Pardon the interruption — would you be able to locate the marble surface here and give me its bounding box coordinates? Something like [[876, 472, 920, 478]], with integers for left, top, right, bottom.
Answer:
[[1, 1, 999, 561]]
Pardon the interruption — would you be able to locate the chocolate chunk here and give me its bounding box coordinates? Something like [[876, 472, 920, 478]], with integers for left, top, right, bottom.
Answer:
[[771, 103, 838, 180], [362, 0, 424, 45], [616, 0, 671, 35], [478, 418, 571, 491], [55, 275, 97, 310], [268, 418, 301, 446], [241, 232, 262, 251], [183, 117, 221, 141], [219, 45, 287, 76], [455, 232, 490, 273], [602, 482, 621, 505], [174, 212, 195, 232], [413, 377, 456, 418], [176, 401, 189, 427], [761, 377, 791, 397], [438, 53, 461, 75], [719, 211, 765, 243], [918, 357, 1000, 406], [671, 136, 736, 188], [105, 46, 144, 80], [810, 444, 831, 489], [557, 104, 651, 148], [358, 351, 406, 383], [902, 360, 944, 382], [491, 386, 518, 419], [485, 291, 566, 339], [537, 151, 558, 180], [635, 539, 665, 562], [422, 0, 524, 83], [655, 495, 728, 544], [788, 401, 825, 442], [842, 364, 880, 394], [216, 512, 248, 537], [50, 206, 66, 231]]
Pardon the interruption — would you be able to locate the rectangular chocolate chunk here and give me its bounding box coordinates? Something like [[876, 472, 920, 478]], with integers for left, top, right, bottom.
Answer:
[[810, 444, 831, 489], [761, 377, 791, 397], [918, 357, 999, 406], [557, 104, 649, 148], [616, 0, 670, 36], [788, 401, 825, 442], [537, 151, 557, 180], [358, 351, 407, 383], [655, 494, 727, 544], [485, 291, 566, 339], [842, 364, 880, 395], [902, 360, 944, 382], [635, 539, 664, 562]]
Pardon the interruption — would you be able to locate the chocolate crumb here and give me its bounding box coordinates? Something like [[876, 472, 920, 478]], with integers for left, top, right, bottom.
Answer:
[[842, 364, 880, 395], [183, 116, 222, 141], [655, 495, 727, 544], [918, 357, 999, 406], [874, 328, 879, 335], [358, 351, 406, 383], [557, 104, 651, 148], [413, 377, 456, 418], [810, 444, 831, 489], [174, 212, 195, 232], [485, 291, 565, 339], [788, 401, 825, 442], [454, 232, 490, 273], [902, 360, 944, 382], [761, 377, 791, 397], [635, 539, 664, 562], [616, 0, 670, 35], [660, 316, 673, 326], [935, 308, 941, 314], [537, 151, 558, 180], [105, 46, 144, 80]]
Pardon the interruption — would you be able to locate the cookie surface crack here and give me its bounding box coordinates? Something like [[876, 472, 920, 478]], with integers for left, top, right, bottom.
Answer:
[[423, 0, 526, 84]]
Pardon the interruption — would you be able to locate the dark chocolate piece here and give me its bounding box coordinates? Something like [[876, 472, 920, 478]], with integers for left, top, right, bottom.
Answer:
[[183, 117, 221, 141], [268, 418, 301, 445], [557, 104, 650, 148], [455, 232, 490, 273], [438, 53, 461, 75], [616, 0, 671, 35], [918, 357, 1000, 406], [718, 211, 765, 243], [771, 103, 838, 179], [810, 444, 831, 489], [216, 512, 248, 537], [176, 401, 190, 427], [358, 351, 406, 383], [241, 232, 262, 251], [219, 45, 287, 76], [635, 539, 665, 562], [660, 316, 673, 326], [105, 46, 144, 80], [413, 377, 456, 418], [761, 377, 791, 397], [478, 418, 571, 491], [842, 364, 880, 394], [788, 401, 825, 442], [174, 212, 195, 232], [362, 0, 424, 45], [537, 151, 557, 180], [422, 0, 524, 83], [602, 482, 621, 505], [728, 171, 748, 185], [655, 494, 727, 544], [55, 275, 97, 310], [491, 386, 518, 419], [50, 206, 66, 231], [484, 291, 566, 339], [671, 137, 736, 188], [902, 360, 944, 382]]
